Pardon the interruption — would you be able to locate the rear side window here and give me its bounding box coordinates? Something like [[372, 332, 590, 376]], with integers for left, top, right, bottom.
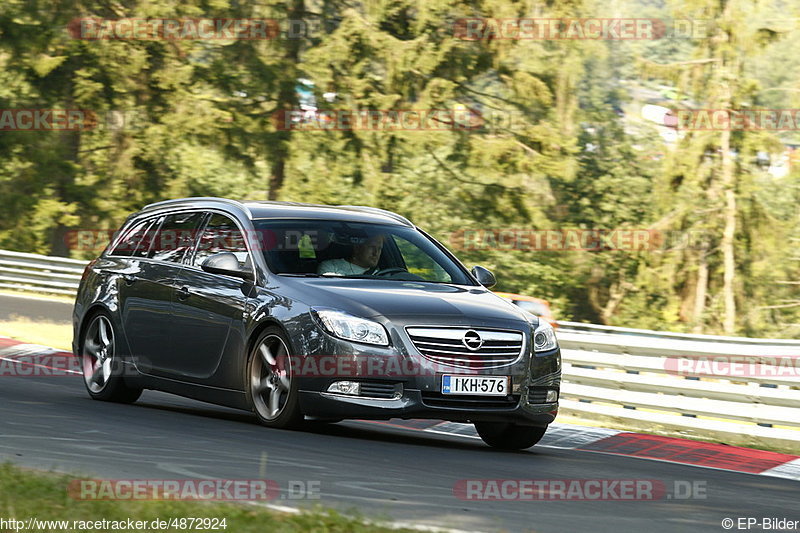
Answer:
[[149, 212, 206, 264], [192, 213, 250, 268], [109, 219, 152, 257], [131, 217, 161, 258]]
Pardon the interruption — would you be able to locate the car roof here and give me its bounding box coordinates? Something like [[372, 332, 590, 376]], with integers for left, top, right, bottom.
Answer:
[[139, 197, 413, 227]]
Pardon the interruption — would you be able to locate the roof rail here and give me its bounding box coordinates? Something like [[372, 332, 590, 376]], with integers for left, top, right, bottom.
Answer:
[[141, 197, 252, 218], [335, 205, 413, 226]]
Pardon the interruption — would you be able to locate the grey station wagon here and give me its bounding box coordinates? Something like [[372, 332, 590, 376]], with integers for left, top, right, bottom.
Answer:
[[73, 198, 561, 449]]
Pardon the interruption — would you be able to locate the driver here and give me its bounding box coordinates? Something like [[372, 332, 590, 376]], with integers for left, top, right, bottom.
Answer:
[[318, 234, 384, 276]]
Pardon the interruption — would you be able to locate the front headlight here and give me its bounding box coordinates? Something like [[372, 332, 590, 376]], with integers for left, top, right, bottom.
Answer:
[[533, 321, 558, 353], [311, 308, 389, 346]]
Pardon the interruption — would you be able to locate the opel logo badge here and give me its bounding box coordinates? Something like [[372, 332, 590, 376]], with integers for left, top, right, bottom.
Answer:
[[462, 330, 483, 351]]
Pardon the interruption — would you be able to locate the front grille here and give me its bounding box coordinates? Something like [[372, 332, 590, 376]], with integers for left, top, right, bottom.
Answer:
[[406, 327, 524, 369], [359, 381, 400, 399], [421, 392, 520, 409]]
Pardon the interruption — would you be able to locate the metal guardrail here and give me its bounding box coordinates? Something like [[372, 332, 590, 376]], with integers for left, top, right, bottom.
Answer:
[[0, 249, 798, 445], [557, 319, 800, 346], [556, 325, 800, 446], [0, 250, 87, 296]]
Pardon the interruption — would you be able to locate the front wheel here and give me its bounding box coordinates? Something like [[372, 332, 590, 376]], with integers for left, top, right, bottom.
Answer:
[[80, 313, 142, 403], [246, 327, 304, 429], [474, 422, 547, 450]]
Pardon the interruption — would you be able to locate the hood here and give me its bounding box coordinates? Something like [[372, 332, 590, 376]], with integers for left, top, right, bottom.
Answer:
[[283, 278, 532, 326]]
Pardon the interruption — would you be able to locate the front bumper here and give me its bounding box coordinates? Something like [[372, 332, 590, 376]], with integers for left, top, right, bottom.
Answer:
[[290, 316, 561, 426], [298, 388, 558, 425]]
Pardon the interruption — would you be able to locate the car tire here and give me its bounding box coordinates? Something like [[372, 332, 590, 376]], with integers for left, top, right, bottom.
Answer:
[[474, 422, 547, 450], [80, 312, 142, 403], [246, 327, 304, 429]]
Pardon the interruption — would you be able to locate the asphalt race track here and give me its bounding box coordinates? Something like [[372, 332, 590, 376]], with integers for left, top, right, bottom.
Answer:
[[0, 293, 73, 323], [0, 370, 798, 532]]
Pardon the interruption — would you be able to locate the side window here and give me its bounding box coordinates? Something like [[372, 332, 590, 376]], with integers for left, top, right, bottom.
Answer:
[[109, 219, 151, 257], [192, 213, 250, 269], [131, 217, 161, 258], [392, 235, 452, 282], [149, 212, 206, 263]]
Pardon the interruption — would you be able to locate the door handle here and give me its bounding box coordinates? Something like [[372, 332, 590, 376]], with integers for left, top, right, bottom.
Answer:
[[176, 286, 191, 300], [123, 274, 137, 286]]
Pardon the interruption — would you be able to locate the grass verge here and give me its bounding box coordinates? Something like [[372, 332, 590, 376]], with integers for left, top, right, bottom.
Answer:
[[0, 463, 424, 533]]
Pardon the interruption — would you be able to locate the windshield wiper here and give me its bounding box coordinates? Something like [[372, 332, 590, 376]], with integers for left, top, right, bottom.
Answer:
[[278, 273, 326, 277]]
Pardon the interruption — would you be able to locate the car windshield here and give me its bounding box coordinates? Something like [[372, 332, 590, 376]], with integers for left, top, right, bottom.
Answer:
[[252, 219, 474, 285]]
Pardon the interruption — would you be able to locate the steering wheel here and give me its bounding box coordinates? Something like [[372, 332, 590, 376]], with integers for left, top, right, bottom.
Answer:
[[373, 267, 409, 277]]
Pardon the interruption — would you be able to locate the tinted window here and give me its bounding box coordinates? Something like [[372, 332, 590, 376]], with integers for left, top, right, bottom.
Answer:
[[109, 219, 152, 257], [392, 235, 452, 283], [192, 213, 250, 268], [131, 217, 162, 258], [149, 212, 206, 263]]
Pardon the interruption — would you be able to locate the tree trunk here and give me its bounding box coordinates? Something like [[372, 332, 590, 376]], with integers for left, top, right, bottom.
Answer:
[[268, 158, 285, 201], [720, 109, 737, 334], [267, 0, 304, 200], [692, 250, 709, 333]]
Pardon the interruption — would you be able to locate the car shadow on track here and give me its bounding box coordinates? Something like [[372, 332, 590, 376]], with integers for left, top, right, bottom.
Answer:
[[128, 395, 543, 456]]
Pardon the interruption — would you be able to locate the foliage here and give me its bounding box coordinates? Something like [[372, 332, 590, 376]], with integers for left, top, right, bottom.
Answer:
[[0, 0, 797, 336]]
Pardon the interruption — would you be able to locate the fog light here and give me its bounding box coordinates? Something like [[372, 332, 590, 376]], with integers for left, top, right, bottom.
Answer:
[[546, 389, 559, 403], [327, 381, 360, 395]]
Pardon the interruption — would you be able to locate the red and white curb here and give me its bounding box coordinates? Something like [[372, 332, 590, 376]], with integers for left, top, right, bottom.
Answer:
[[761, 458, 800, 480], [0, 337, 80, 375], [423, 420, 800, 481]]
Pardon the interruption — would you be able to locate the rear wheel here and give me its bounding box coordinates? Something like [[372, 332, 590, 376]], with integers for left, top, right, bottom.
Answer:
[[474, 421, 547, 450], [246, 327, 303, 429], [81, 313, 142, 403]]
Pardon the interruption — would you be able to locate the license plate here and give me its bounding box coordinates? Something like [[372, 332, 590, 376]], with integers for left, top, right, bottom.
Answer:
[[441, 375, 510, 396]]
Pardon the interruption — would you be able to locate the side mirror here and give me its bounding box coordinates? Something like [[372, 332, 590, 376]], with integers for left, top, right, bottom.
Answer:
[[201, 252, 254, 281], [471, 265, 496, 288]]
